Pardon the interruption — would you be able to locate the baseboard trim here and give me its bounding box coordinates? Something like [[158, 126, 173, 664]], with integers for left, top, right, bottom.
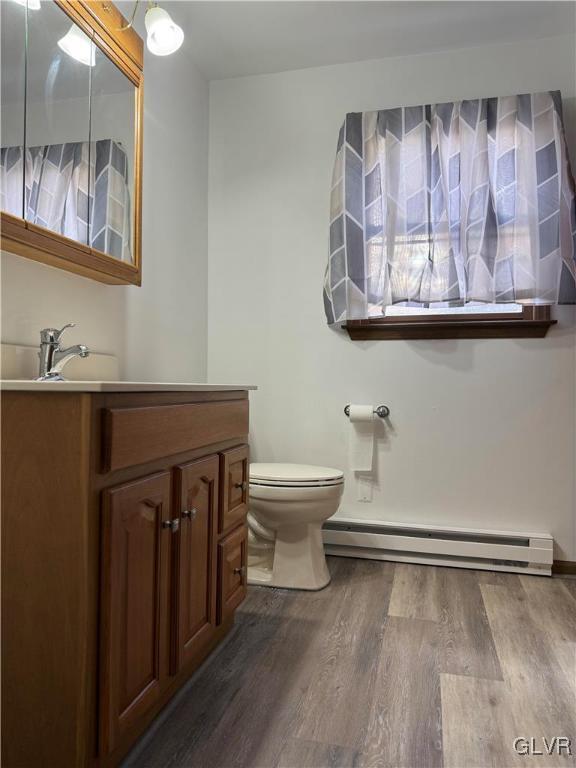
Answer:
[[552, 560, 576, 576]]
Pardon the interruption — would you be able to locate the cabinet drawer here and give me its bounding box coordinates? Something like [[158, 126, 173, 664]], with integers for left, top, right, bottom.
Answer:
[[103, 400, 249, 472], [217, 525, 248, 624], [219, 445, 249, 534]]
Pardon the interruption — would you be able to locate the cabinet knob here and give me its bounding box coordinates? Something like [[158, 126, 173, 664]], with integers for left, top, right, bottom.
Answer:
[[182, 508, 197, 520], [233, 566, 246, 576], [234, 481, 247, 491], [162, 518, 180, 532]]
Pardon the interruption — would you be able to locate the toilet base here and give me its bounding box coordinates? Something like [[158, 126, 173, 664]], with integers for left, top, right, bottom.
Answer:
[[248, 522, 331, 591], [247, 564, 273, 586]]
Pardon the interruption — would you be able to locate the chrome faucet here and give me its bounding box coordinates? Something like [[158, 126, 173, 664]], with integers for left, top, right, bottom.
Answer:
[[36, 324, 90, 381]]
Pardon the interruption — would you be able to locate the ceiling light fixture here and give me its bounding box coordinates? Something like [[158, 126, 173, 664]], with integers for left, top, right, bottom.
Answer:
[[144, 4, 184, 56], [115, 1, 184, 57], [57, 24, 96, 67], [54, 0, 184, 65]]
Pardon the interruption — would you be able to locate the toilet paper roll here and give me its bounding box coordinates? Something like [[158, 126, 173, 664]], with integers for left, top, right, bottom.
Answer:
[[348, 404, 375, 473]]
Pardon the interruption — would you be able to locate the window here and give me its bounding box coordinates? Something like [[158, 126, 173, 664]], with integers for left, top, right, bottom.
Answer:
[[323, 91, 575, 339]]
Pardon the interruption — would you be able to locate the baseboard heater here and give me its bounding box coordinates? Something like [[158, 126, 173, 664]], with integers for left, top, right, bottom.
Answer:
[[322, 518, 553, 575]]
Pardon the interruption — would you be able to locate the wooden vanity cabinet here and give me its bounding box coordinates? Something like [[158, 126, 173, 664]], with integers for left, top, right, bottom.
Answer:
[[1, 389, 250, 768]]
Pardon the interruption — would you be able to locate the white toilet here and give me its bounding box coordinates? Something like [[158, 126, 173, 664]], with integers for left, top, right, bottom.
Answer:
[[247, 463, 344, 590]]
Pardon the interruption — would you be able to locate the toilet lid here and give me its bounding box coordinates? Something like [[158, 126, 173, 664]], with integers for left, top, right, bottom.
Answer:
[[250, 463, 344, 487]]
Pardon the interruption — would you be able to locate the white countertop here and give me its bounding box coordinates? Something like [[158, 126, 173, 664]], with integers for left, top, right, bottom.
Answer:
[[1, 380, 257, 392]]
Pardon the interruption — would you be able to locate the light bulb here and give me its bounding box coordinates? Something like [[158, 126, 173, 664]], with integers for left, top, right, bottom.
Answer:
[[57, 25, 95, 67], [11, 0, 41, 9], [145, 6, 184, 56]]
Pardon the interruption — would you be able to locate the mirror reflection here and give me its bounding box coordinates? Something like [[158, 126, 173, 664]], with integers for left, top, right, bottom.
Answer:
[[24, 0, 92, 244], [0, 0, 135, 262], [90, 43, 135, 262], [1, 0, 27, 218]]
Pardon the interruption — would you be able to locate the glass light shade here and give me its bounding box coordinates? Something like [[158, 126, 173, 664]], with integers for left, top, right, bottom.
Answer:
[[57, 24, 95, 67], [145, 6, 184, 56], [11, 0, 41, 9]]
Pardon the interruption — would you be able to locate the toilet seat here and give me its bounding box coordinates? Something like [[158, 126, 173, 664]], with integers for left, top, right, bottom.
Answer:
[[250, 463, 344, 488]]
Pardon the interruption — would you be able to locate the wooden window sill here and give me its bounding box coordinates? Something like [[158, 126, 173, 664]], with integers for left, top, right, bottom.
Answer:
[[343, 307, 556, 340]]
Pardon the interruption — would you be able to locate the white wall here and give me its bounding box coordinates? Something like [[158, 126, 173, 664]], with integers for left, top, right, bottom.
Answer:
[[124, 41, 209, 381], [208, 35, 576, 559], [1, 39, 209, 382]]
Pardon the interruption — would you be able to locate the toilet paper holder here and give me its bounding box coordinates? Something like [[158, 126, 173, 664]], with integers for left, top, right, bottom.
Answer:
[[344, 404, 390, 418]]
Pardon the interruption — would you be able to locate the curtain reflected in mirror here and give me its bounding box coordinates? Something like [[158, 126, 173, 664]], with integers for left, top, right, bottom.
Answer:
[[1, 140, 131, 260]]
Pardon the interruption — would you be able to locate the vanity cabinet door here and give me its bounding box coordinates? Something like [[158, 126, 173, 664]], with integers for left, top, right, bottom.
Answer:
[[174, 455, 218, 673], [219, 445, 249, 534], [100, 472, 173, 756], [217, 525, 248, 624]]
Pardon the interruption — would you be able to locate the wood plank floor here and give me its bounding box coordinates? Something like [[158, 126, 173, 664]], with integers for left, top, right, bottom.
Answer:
[[123, 558, 576, 768]]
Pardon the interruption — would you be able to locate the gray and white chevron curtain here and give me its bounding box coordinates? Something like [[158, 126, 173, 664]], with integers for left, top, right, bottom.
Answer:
[[324, 91, 576, 324], [0, 139, 132, 262]]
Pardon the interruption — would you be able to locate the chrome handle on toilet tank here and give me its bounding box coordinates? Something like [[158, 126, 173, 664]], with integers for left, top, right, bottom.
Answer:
[[344, 404, 390, 418]]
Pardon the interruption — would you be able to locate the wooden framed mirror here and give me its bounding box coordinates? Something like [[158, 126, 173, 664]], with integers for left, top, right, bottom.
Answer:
[[0, 0, 143, 285]]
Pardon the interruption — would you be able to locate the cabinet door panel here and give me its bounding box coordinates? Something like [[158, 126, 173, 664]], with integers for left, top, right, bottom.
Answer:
[[219, 445, 249, 534], [217, 525, 248, 624], [174, 455, 218, 672], [100, 471, 172, 756]]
